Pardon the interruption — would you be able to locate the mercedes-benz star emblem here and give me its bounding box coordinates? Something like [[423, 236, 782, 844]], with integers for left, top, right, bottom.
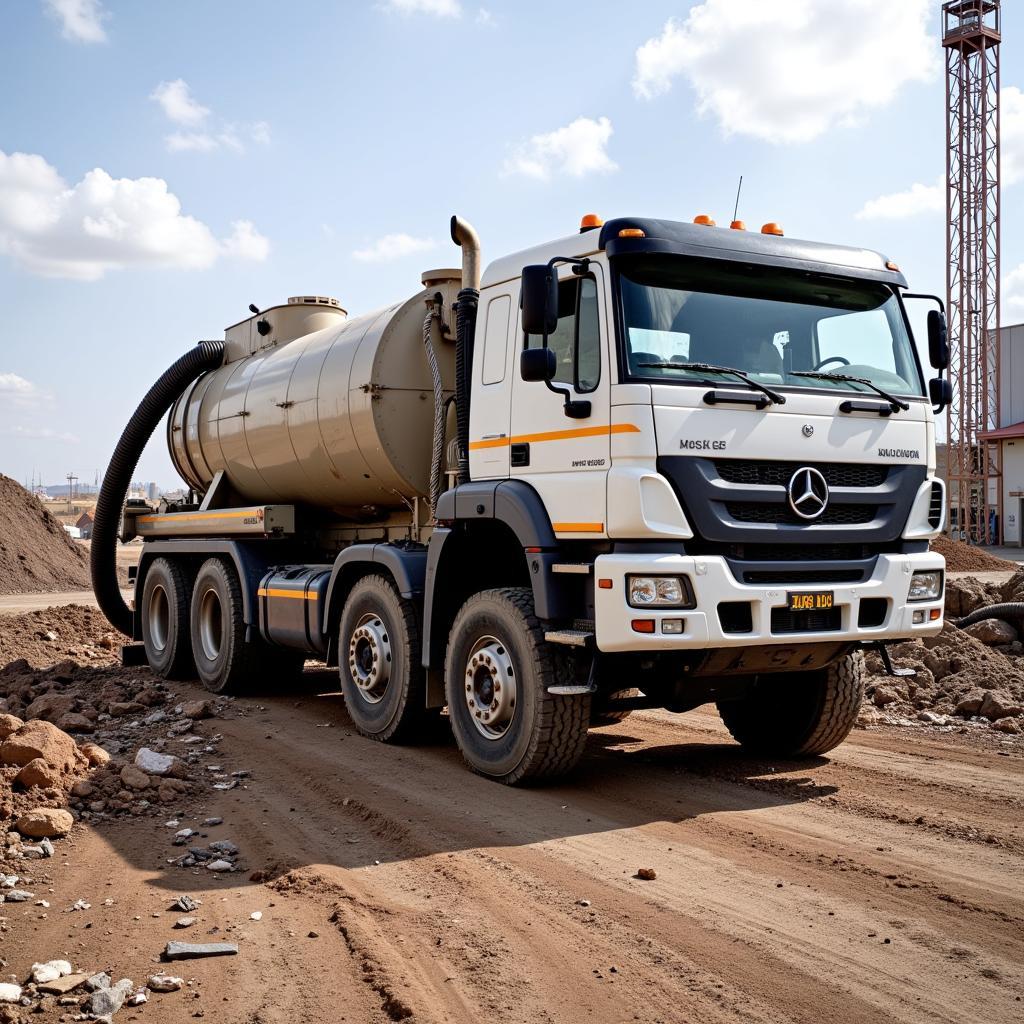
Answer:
[[788, 467, 830, 520]]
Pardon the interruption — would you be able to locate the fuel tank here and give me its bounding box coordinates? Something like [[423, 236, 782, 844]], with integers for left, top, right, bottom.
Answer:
[[167, 270, 460, 512]]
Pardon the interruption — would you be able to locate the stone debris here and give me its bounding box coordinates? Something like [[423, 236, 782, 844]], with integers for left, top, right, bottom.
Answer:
[[38, 973, 88, 995], [128, 988, 148, 1006], [84, 973, 111, 992], [84, 977, 134, 1017], [4, 889, 34, 901], [172, 895, 199, 912], [164, 940, 239, 960], [71, 898, 91, 911], [31, 959, 73, 984], [203, 817, 223, 827], [635, 867, 657, 881], [134, 747, 177, 776], [14, 807, 74, 838], [0, 983, 22, 1004], [147, 974, 184, 992], [206, 858, 233, 872], [250, 910, 262, 920], [174, 916, 196, 928]]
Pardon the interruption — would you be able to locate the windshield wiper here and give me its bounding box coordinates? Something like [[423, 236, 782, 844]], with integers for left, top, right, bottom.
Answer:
[[636, 361, 786, 405], [792, 371, 909, 413]]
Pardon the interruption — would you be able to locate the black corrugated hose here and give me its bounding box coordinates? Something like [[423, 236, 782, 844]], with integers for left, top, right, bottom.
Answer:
[[453, 288, 478, 485], [954, 602, 1024, 630], [91, 341, 225, 636]]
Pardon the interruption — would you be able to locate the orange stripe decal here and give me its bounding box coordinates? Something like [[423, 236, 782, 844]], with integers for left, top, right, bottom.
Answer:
[[469, 423, 640, 451], [138, 509, 261, 524], [257, 588, 318, 600], [552, 522, 605, 533]]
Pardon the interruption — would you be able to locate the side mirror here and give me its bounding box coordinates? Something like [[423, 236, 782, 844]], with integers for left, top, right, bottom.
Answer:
[[521, 264, 558, 336], [930, 376, 952, 411], [927, 309, 949, 370], [521, 347, 556, 382]]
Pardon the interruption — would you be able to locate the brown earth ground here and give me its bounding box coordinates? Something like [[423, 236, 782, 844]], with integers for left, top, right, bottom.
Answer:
[[1, 630, 1022, 1022]]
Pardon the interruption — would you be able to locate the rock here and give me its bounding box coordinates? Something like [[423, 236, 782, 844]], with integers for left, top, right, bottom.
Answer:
[[56, 712, 95, 734], [37, 973, 87, 996], [203, 817, 223, 827], [15, 757, 60, 789], [135, 687, 164, 707], [84, 978, 133, 1017], [109, 702, 144, 717], [31, 961, 72, 984], [134, 748, 176, 776], [79, 742, 110, 767], [955, 689, 987, 716], [120, 765, 151, 791], [0, 984, 21, 1004], [0, 714, 23, 740], [4, 889, 33, 901], [0, 719, 80, 771], [164, 941, 239, 960], [147, 974, 183, 992], [206, 859, 233, 872], [945, 576, 997, 617], [128, 989, 148, 1006], [872, 685, 899, 707], [174, 917, 196, 928], [209, 840, 238, 856], [250, 911, 262, 921], [71, 780, 95, 798], [980, 690, 1024, 720], [25, 693, 76, 723], [635, 867, 657, 881], [0, 657, 30, 676], [172, 895, 199, 912], [177, 699, 215, 720], [992, 716, 1022, 734], [84, 973, 111, 992], [15, 807, 74, 838], [918, 710, 948, 725], [964, 618, 1019, 645]]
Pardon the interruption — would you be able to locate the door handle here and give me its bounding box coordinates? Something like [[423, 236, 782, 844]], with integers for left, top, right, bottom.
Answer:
[[511, 443, 530, 467]]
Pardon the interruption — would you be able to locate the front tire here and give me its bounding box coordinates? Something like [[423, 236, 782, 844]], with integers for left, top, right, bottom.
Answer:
[[445, 587, 590, 784], [337, 574, 428, 742], [141, 557, 195, 680], [716, 651, 865, 757]]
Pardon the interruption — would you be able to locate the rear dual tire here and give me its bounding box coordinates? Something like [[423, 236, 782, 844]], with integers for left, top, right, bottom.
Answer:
[[141, 557, 195, 680]]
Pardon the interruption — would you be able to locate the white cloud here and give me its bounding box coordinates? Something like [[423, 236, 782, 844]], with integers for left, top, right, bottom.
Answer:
[[1006, 263, 1024, 315], [1004, 85, 1024, 187], [382, 0, 461, 16], [352, 233, 436, 263], [151, 79, 210, 127], [0, 373, 42, 406], [0, 149, 269, 281], [504, 116, 617, 181], [856, 179, 943, 220], [0, 425, 79, 444], [476, 8, 495, 26], [633, 0, 937, 144], [44, 0, 108, 44]]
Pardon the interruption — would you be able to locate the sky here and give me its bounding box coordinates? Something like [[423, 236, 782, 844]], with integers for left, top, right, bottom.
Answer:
[[0, 0, 1022, 490]]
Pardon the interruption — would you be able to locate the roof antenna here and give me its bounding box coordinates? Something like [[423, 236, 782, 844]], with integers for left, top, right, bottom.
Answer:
[[731, 175, 744, 228]]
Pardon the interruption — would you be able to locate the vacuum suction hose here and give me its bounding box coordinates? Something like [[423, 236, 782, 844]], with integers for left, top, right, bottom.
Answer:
[[954, 602, 1024, 630], [450, 215, 481, 486], [91, 340, 225, 636]]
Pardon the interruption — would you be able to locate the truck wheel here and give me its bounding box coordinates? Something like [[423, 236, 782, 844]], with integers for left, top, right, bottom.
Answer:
[[190, 557, 261, 695], [716, 651, 865, 757], [590, 687, 639, 727], [141, 557, 195, 680], [338, 574, 427, 742], [445, 587, 590, 785]]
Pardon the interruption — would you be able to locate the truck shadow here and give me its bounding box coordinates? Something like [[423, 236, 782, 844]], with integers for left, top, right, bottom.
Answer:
[[75, 667, 843, 896]]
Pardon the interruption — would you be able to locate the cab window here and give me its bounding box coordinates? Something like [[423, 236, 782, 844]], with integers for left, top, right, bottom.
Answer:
[[524, 275, 600, 393]]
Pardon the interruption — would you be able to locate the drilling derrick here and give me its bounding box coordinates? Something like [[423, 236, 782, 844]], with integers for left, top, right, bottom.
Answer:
[[943, 1, 1001, 543]]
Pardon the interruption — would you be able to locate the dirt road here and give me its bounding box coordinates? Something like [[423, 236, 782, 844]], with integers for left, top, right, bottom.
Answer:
[[3, 670, 1021, 1024]]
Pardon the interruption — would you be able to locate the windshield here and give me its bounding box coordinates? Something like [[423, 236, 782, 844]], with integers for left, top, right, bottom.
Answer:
[[617, 256, 924, 397]]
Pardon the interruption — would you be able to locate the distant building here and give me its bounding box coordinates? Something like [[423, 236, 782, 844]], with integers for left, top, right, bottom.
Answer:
[[75, 511, 94, 539], [147, 482, 159, 501]]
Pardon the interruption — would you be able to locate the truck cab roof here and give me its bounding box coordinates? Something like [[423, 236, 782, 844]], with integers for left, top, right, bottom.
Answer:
[[480, 217, 907, 290]]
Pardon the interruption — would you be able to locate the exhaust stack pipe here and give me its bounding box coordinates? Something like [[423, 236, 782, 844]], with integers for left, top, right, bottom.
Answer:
[[450, 215, 481, 484]]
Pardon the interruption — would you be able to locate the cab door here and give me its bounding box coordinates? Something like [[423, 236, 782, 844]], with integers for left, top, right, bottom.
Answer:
[[509, 262, 611, 537]]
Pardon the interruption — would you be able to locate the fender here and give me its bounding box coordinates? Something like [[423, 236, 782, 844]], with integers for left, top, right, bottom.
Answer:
[[321, 542, 429, 631]]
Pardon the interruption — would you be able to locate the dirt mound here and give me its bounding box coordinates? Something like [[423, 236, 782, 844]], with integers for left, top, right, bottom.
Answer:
[[0, 604, 120, 667], [0, 474, 91, 594], [930, 534, 1018, 572]]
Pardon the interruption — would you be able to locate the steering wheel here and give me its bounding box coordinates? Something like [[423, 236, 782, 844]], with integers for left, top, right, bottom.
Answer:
[[813, 355, 850, 371]]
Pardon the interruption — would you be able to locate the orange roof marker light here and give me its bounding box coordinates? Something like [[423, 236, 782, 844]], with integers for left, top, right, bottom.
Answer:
[[730, 220, 746, 230], [693, 214, 716, 227], [885, 260, 900, 271], [618, 227, 645, 238], [580, 213, 604, 232], [761, 222, 784, 236]]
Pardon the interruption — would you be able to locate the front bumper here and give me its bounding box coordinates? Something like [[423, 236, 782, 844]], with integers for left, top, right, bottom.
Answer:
[[593, 551, 944, 652]]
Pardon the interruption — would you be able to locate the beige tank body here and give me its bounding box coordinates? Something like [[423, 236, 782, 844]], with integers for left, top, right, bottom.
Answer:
[[168, 274, 461, 512]]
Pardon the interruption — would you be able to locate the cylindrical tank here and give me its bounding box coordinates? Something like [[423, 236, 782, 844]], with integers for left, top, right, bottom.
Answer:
[[168, 271, 461, 512]]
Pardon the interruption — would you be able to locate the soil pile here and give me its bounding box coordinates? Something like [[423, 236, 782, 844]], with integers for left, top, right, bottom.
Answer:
[[0, 474, 91, 594], [930, 534, 1018, 572]]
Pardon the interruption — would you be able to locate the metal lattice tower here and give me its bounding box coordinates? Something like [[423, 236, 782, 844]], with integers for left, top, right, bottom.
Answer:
[[943, 1, 1001, 544]]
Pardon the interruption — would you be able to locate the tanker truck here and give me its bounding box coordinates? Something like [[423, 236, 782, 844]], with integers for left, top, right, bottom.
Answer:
[[90, 213, 950, 784]]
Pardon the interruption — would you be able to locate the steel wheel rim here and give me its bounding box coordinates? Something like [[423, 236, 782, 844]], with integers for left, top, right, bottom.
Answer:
[[149, 583, 169, 653], [348, 612, 392, 704], [198, 587, 223, 662], [464, 634, 517, 740]]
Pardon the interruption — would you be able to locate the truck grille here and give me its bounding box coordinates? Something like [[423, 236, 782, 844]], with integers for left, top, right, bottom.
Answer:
[[742, 568, 863, 584], [726, 503, 876, 526], [714, 459, 888, 488], [771, 607, 842, 634]]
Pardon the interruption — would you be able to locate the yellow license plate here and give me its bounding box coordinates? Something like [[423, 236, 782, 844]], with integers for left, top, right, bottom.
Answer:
[[787, 591, 834, 611]]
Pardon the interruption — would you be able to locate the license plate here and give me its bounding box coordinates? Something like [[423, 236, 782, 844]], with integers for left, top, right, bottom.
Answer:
[[787, 590, 834, 611]]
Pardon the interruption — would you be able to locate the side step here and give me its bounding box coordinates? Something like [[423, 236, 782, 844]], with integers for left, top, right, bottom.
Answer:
[[544, 629, 594, 648]]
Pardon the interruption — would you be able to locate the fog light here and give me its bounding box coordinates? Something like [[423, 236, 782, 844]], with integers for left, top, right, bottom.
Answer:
[[662, 618, 684, 634], [628, 575, 694, 608], [913, 610, 925, 624], [908, 570, 943, 602]]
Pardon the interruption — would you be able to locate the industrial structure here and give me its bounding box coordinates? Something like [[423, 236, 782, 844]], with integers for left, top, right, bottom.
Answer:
[[943, 0, 1002, 542]]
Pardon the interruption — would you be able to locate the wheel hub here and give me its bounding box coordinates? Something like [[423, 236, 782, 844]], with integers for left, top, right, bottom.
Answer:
[[148, 583, 169, 653], [198, 587, 223, 662], [348, 613, 392, 703], [464, 635, 517, 740]]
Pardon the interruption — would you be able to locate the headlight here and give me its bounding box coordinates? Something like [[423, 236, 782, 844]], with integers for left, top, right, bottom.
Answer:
[[908, 570, 943, 602], [628, 575, 693, 608]]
